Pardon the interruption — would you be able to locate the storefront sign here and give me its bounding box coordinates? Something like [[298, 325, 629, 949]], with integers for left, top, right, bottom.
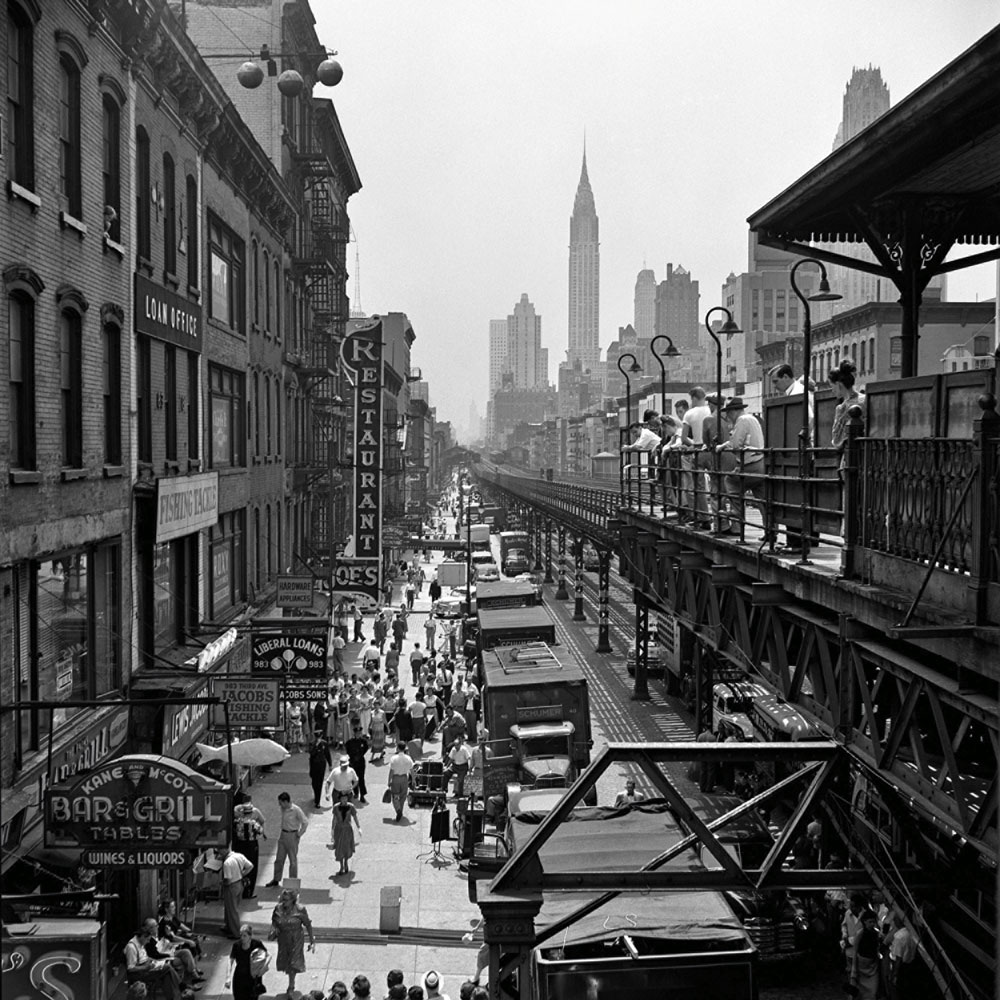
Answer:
[[162, 689, 211, 758], [210, 678, 282, 729], [156, 471, 219, 543], [135, 273, 203, 351], [284, 680, 331, 704], [276, 575, 316, 608], [1, 919, 104, 1000], [337, 321, 382, 600], [331, 559, 380, 602], [44, 755, 230, 849], [250, 625, 327, 678], [82, 847, 190, 869]]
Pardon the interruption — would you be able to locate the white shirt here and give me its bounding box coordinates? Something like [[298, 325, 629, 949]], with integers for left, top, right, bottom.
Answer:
[[222, 851, 252, 885], [683, 404, 710, 447], [625, 426, 661, 452], [330, 765, 358, 792], [389, 752, 415, 775]]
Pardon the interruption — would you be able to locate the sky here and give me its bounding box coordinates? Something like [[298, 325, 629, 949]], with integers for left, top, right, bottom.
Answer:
[[312, 1, 999, 439]]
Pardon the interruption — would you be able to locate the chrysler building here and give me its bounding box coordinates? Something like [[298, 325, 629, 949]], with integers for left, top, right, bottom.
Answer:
[[567, 149, 600, 369]]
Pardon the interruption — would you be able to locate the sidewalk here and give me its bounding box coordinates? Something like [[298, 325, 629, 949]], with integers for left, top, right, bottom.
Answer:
[[189, 558, 482, 999]]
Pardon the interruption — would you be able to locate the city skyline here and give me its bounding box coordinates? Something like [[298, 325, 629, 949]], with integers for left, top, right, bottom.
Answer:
[[313, 3, 998, 435]]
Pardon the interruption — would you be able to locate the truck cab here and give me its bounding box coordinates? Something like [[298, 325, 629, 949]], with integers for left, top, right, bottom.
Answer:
[[509, 720, 576, 789]]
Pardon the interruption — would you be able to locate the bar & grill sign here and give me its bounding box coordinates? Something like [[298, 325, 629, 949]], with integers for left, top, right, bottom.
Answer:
[[44, 754, 230, 850]]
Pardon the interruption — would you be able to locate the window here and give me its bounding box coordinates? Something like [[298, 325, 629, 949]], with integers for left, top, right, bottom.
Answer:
[[102, 96, 121, 242], [18, 542, 122, 752], [136, 127, 151, 261], [59, 311, 83, 468], [253, 370, 260, 457], [869, 337, 876, 372], [59, 54, 82, 218], [164, 344, 177, 461], [102, 321, 121, 465], [254, 508, 261, 591], [889, 337, 902, 371], [276, 500, 282, 574], [273, 260, 281, 340], [187, 353, 199, 461], [163, 153, 176, 277], [266, 503, 273, 580], [275, 380, 281, 457], [208, 213, 245, 333], [263, 249, 271, 333], [7, 2, 36, 190], [251, 240, 260, 328], [973, 335, 990, 357], [137, 336, 152, 462], [209, 510, 246, 618], [265, 373, 272, 455], [859, 340, 866, 374], [209, 363, 244, 468], [8, 292, 36, 469], [152, 535, 197, 651], [186, 174, 199, 290]]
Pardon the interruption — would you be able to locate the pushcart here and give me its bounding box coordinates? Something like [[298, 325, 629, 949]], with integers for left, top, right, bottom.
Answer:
[[407, 760, 447, 808]]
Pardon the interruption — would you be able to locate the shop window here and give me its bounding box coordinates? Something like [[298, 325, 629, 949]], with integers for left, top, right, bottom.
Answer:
[[102, 95, 122, 242], [208, 213, 245, 333], [164, 344, 177, 461], [209, 510, 246, 618], [137, 335, 152, 462], [8, 290, 36, 469], [7, 1, 36, 192], [58, 53, 82, 219], [163, 153, 176, 278], [60, 310, 83, 469], [186, 174, 199, 290], [17, 542, 122, 754], [209, 363, 244, 468], [102, 321, 121, 464], [136, 126, 151, 262], [152, 535, 196, 649]]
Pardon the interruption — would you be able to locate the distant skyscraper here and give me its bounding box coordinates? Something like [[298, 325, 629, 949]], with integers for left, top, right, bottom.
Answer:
[[634, 268, 656, 341], [567, 149, 600, 369], [489, 319, 509, 393], [655, 264, 700, 352], [832, 66, 890, 149], [508, 293, 545, 389]]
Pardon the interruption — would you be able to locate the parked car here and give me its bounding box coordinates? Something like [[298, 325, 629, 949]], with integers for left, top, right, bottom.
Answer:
[[625, 633, 664, 677], [476, 561, 501, 582]]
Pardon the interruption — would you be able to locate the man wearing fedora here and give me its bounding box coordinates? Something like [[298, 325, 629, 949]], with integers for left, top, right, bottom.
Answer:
[[716, 397, 765, 534]]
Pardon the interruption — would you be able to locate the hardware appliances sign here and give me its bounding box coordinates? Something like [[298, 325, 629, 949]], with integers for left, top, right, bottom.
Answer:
[[338, 320, 383, 601], [44, 755, 230, 850]]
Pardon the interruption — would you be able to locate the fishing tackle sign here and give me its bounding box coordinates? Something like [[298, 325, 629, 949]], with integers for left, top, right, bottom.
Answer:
[[336, 319, 383, 602]]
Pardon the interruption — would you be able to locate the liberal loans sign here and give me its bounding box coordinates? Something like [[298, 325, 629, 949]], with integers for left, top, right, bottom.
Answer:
[[337, 320, 383, 601]]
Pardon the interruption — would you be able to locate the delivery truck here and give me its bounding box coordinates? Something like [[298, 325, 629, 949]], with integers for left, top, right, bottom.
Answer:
[[499, 530, 530, 574]]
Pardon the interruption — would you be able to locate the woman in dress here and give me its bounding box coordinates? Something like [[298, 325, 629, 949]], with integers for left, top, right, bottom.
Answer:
[[336, 690, 352, 747], [850, 908, 882, 1000], [829, 359, 865, 462], [224, 923, 266, 1000], [330, 797, 361, 876], [369, 704, 387, 762], [270, 888, 315, 999], [358, 684, 373, 735], [394, 690, 413, 744], [286, 701, 304, 753]]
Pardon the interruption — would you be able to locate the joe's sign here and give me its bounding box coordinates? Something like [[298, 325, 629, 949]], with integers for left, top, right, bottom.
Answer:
[[338, 320, 383, 601], [44, 755, 230, 850]]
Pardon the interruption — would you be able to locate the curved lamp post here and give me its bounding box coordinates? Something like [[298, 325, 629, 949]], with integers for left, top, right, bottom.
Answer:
[[617, 352, 643, 431], [650, 335, 681, 417], [789, 259, 842, 563], [703, 308, 742, 532]]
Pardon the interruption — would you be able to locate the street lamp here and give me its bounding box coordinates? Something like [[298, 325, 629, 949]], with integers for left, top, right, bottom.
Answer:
[[703, 308, 742, 532], [789, 259, 841, 562], [650, 335, 681, 417], [200, 44, 344, 96], [616, 352, 643, 430]]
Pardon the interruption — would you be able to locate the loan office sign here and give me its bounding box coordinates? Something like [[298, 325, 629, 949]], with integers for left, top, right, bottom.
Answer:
[[335, 320, 384, 602], [44, 755, 230, 849]]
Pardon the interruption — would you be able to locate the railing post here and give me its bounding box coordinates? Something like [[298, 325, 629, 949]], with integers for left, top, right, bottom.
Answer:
[[572, 535, 586, 621], [555, 526, 569, 600], [839, 404, 865, 580], [544, 518, 554, 583], [596, 548, 613, 653], [632, 591, 650, 701], [969, 392, 999, 625]]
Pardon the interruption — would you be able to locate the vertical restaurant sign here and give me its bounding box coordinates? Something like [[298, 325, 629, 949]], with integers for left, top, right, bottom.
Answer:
[[337, 320, 383, 601]]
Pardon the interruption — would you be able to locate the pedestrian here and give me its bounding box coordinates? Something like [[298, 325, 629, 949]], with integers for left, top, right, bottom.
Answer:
[[369, 704, 387, 761], [124, 927, 185, 999], [308, 735, 333, 808], [841, 892, 868, 973], [424, 614, 437, 654], [394, 690, 413, 744], [224, 923, 267, 1000], [410, 643, 425, 686], [352, 602, 366, 642], [421, 971, 450, 1000], [331, 630, 346, 676], [270, 888, 315, 1000], [344, 725, 370, 801], [386, 970, 407, 998], [351, 974, 372, 999], [264, 792, 309, 887], [232, 798, 266, 898], [157, 899, 202, 961], [405, 580, 416, 610], [423, 687, 440, 743], [374, 611, 389, 653], [613, 778, 644, 808], [334, 601, 348, 641], [388, 742, 415, 822], [849, 909, 882, 1000], [286, 701, 305, 752], [391, 613, 407, 648], [428, 577, 442, 604], [330, 796, 361, 876], [325, 753, 359, 803], [416, 565, 426, 594], [312, 697, 330, 744], [383, 578, 394, 606], [385, 641, 401, 682], [885, 912, 916, 1000], [141, 916, 201, 989], [409, 690, 426, 748], [696, 726, 717, 792], [446, 737, 472, 798], [219, 847, 254, 939]]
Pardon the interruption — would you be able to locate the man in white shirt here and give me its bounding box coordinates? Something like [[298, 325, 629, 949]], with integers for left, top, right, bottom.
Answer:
[[326, 754, 359, 802], [681, 387, 712, 523], [124, 927, 182, 998], [716, 397, 765, 532], [361, 641, 381, 672], [613, 778, 645, 808], [219, 847, 253, 938], [445, 737, 473, 798], [265, 792, 309, 886], [409, 644, 426, 686], [388, 742, 415, 821], [622, 409, 662, 454]]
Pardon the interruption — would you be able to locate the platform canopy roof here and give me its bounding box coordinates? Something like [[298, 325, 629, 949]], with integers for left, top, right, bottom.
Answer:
[[748, 24, 1000, 276]]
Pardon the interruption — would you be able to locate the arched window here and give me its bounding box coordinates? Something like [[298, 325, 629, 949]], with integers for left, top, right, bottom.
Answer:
[[253, 371, 260, 456], [186, 174, 199, 289], [7, 1, 37, 191], [102, 95, 122, 241], [254, 508, 261, 590], [273, 259, 281, 340], [859, 340, 866, 374], [102, 314, 121, 465], [263, 249, 271, 333], [59, 53, 82, 218], [59, 308, 84, 467], [163, 153, 176, 276], [252, 240, 260, 327], [136, 126, 151, 260], [8, 289, 37, 468], [266, 504, 273, 580], [265, 374, 272, 455]]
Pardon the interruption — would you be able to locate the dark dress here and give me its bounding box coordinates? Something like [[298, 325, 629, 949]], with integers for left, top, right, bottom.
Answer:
[[229, 936, 265, 1000]]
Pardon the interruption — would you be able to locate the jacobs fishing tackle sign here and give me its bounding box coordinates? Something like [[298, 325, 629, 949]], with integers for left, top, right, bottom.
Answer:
[[337, 318, 383, 602]]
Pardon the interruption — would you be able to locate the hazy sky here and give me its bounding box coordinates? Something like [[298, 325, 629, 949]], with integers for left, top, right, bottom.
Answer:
[[310, 2, 998, 437]]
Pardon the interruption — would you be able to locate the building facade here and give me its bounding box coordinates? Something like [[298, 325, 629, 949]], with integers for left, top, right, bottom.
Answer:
[[567, 150, 600, 369], [633, 267, 656, 340], [507, 292, 546, 389]]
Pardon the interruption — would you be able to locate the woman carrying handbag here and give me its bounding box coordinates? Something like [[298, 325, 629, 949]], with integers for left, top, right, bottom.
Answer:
[[224, 923, 268, 999]]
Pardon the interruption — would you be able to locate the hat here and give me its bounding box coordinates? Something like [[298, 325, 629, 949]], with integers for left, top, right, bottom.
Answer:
[[722, 397, 747, 412], [339, 754, 350, 765], [705, 393, 723, 406], [422, 971, 442, 992]]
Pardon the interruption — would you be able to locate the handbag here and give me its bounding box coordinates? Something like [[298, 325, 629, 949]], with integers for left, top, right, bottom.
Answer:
[[249, 945, 270, 979], [254, 981, 267, 997], [382, 787, 393, 803]]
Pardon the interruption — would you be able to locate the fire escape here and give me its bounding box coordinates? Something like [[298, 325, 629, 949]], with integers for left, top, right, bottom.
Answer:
[[290, 123, 351, 573]]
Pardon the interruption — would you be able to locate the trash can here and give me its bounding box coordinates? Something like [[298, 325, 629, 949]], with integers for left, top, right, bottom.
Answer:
[[379, 884, 402, 934]]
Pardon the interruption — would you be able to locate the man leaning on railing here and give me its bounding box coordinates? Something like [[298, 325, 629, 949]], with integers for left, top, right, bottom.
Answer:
[[715, 397, 765, 536], [621, 409, 662, 498]]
